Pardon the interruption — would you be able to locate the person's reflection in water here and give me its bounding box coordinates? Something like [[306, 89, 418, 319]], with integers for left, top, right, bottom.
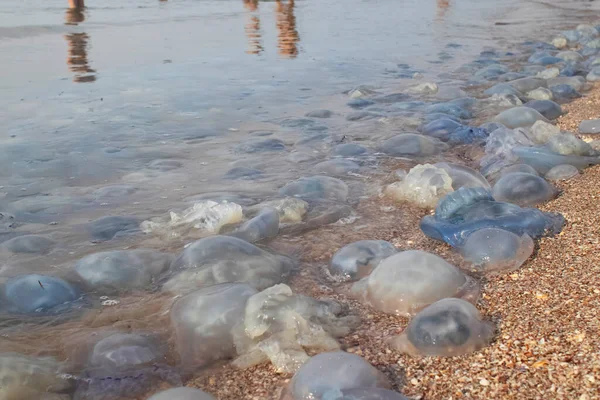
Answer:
[[64, 4, 96, 83], [436, 0, 450, 21], [275, 0, 299, 58], [244, 0, 263, 54]]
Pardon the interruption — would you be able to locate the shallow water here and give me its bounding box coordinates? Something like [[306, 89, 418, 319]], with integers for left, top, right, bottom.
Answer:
[[1, 0, 600, 398]]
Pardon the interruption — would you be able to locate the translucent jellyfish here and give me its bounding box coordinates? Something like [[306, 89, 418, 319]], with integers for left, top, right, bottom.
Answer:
[[236, 138, 286, 153], [420, 118, 462, 141], [280, 176, 349, 202], [347, 111, 381, 121], [491, 172, 558, 206], [170, 283, 258, 368], [536, 67, 559, 79], [314, 160, 361, 176], [356, 250, 478, 316], [434, 162, 491, 190], [247, 197, 309, 223], [224, 167, 262, 180], [384, 164, 453, 208], [528, 120, 560, 144], [328, 240, 397, 281], [1, 274, 79, 315], [425, 103, 472, 119], [512, 146, 600, 174], [334, 389, 410, 400], [523, 100, 563, 120], [0, 234, 55, 254], [488, 93, 522, 107], [233, 284, 359, 373], [380, 134, 448, 157], [579, 119, 600, 134], [507, 77, 547, 93], [460, 228, 534, 273], [551, 36, 567, 49], [75, 333, 179, 400], [474, 64, 510, 80], [527, 51, 562, 65], [545, 164, 580, 181], [546, 133, 596, 156], [389, 298, 494, 357], [526, 87, 553, 101], [557, 50, 584, 62], [148, 388, 217, 400], [306, 109, 333, 118], [547, 76, 586, 92], [480, 127, 534, 178], [407, 82, 438, 94], [230, 207, 280, 243], [141, 200, 243, 238], [164, 235, 293, 293], [347, 98, 375, 109], [499, 163, 539, 177], [420, 187, 565, 247], [494, 106, 549, 129], [74, 249, 173, 293], [286, 352, 390, 400], [0, 353, 72, 400], [586, 67, 600, 81], [332, 143, 369, 157], [89, 216, 139, 241], [484, 83, 524, 98]]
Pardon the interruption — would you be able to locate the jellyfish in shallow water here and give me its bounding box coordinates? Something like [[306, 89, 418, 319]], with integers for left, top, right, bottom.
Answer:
[[420, 187, 564, 247], [0, 352, 72, 400], [148, 387, 217, 400], [389, 298, 494, 357], [163, 235, 293, 293], [74, 333, 180, 400], [285, 351, 391, 400], [328, 240, 397, 281], [280, 176, 349, 202], [353, 250, 479, 316], [379, 134, 448, 157], [491, 172, 558, 206], [1, 274, 79, 315], [460, 228, 534, 273], [229, 207, 280, 243], [384, 164, 454, 208]]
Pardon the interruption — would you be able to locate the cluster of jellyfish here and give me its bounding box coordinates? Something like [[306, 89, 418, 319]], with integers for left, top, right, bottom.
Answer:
[[4, 21, 600, 400]]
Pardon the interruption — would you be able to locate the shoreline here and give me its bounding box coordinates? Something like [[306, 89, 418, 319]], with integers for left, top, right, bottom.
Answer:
[[181, 94, 600, 400]]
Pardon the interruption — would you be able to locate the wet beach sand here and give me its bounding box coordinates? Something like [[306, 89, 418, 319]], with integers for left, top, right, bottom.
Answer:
[[177, 93, 600, 399]]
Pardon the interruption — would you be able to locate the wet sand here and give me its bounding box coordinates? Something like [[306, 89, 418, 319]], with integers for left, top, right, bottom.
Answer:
[[177, 90, 600, 399]]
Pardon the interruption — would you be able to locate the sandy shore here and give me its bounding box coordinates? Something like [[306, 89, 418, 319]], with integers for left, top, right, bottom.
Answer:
[[180, 91, 600, 399]]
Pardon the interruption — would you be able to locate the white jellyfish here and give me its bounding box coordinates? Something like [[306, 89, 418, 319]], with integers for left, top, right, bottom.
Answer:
[[460, 228, 534, 273], [389, 298, 494, 357], [354, 250, 478, 316], [384, 164, 454, 208]]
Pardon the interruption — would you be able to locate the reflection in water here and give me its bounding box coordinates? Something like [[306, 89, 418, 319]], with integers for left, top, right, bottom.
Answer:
[[242, 0, 299, 58], [244, 0, 263, 54], [64, 6, 96, 83], [275, 0, 299, 58], [436, 0, 450, 20]]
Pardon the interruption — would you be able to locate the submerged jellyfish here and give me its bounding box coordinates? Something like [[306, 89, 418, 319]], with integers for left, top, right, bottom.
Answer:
[[148, 388, 217, 400], [355, 250, 478, 316], [75, 333, 179, 400], [420, 118, 462, 141], [389, 298, 494, 357], [88, 216, 139, 241], [384, 164, 454, 208], [246, 197, 309, 223], [233, 284, 359, 373], [460, 228, 534, 273], [286, 352, 390, 400], [420, 187, 564, 247], [74, 249, 173, 293], [491, 172, 558, 206], [280, 176, 349, 202], [0, 352, 72, 400], [1, 274, 79, 315], [230, 207, 280, 243], [164, 235, 293, 293], [0, 234, 55, 254], [314, 159, 361, 176], [171, 283, 258, 369], [328, 240, 398, 281], [379, 134, 448, 158]]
